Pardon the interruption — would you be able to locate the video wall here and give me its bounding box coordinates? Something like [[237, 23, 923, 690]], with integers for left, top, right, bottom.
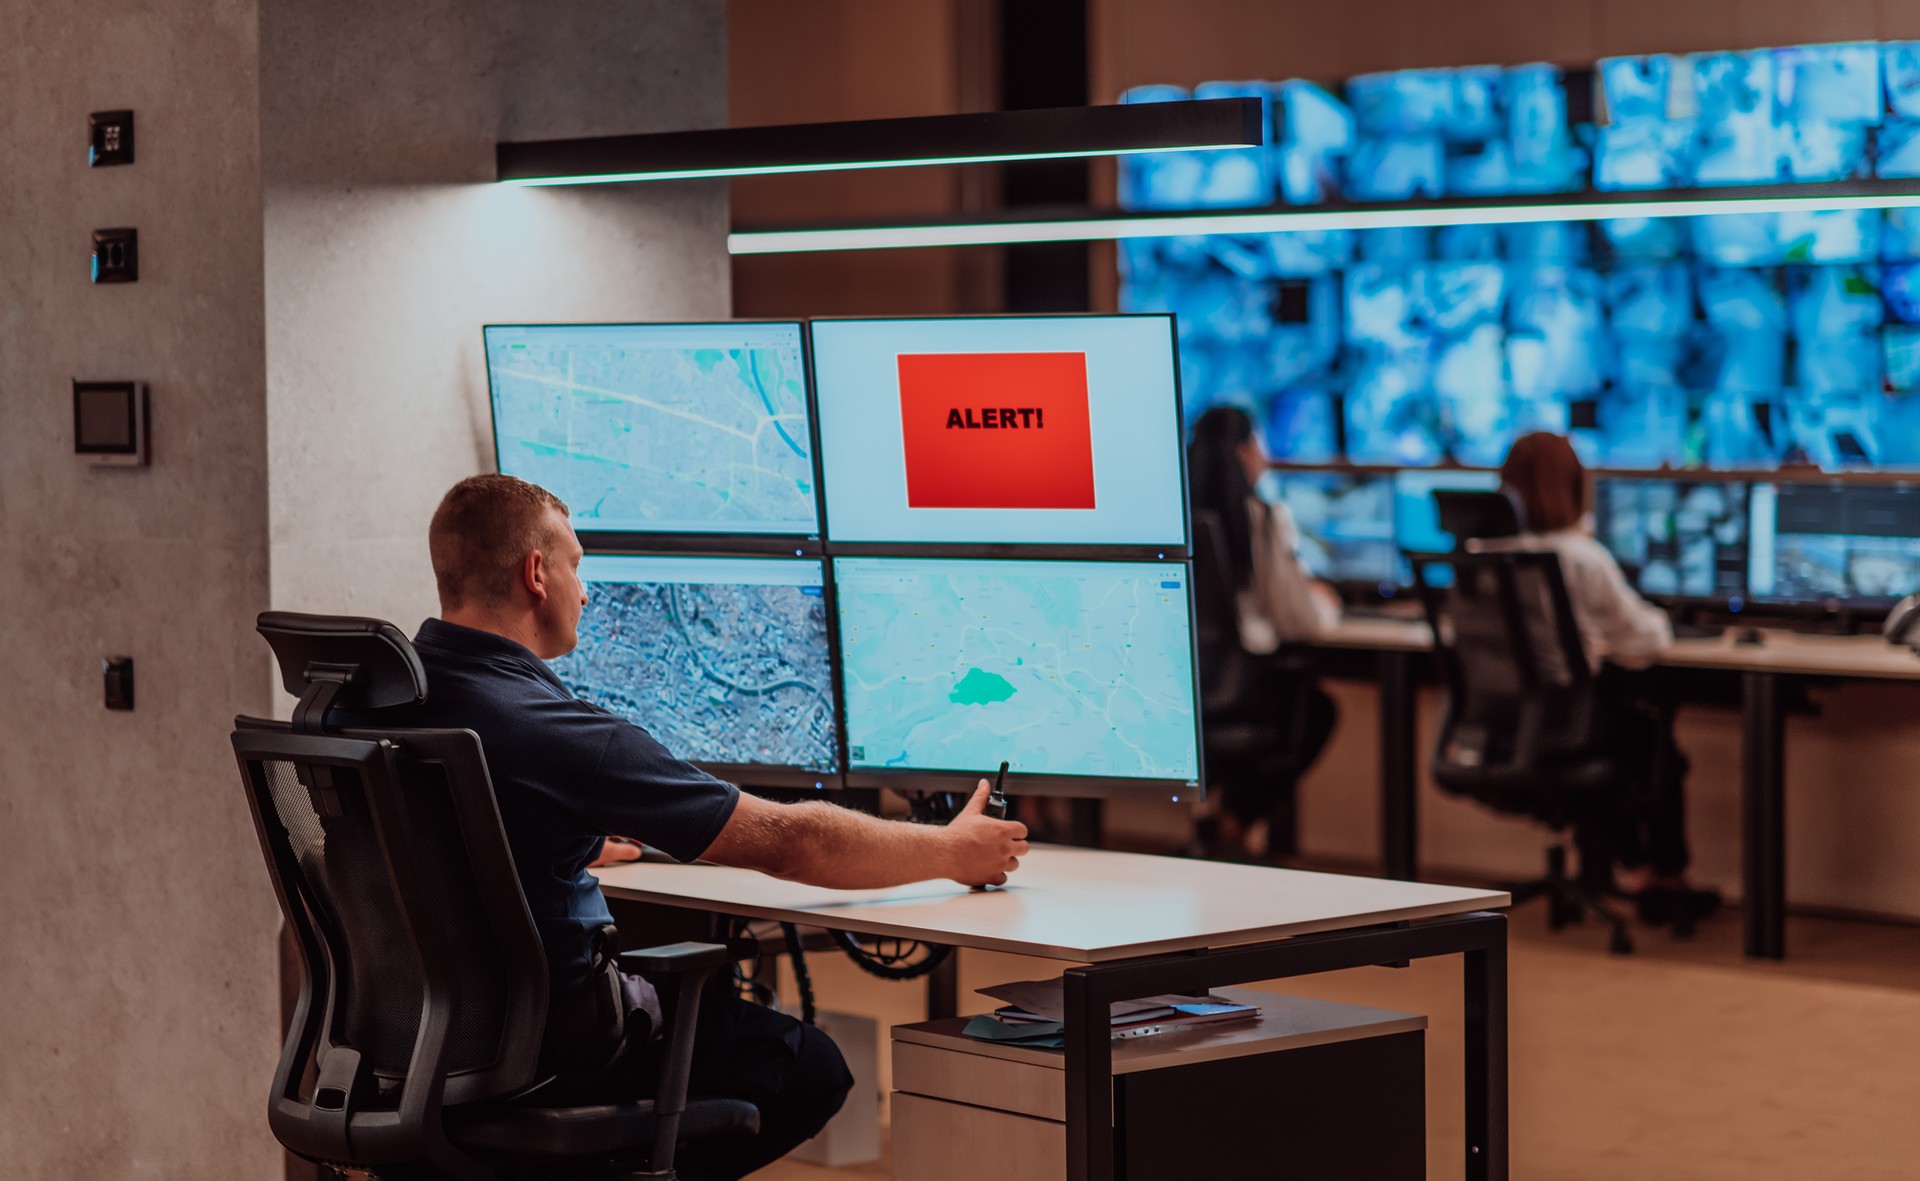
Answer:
[[1119, 41, 1920, 471], [484, 317, 1202, 797]]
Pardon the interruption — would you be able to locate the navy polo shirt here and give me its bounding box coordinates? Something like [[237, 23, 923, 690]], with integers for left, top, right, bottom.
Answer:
[[381, 618, 740, 991]]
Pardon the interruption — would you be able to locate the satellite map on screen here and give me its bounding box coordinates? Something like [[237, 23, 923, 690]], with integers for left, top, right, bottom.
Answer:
[[835, 558, 1199, 782], [486, 323, 818, 534], [552, 557, 838, 772]]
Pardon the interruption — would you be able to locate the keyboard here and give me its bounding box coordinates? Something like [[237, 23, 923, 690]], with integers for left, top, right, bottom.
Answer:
[[1671, 622, 1724, 640]]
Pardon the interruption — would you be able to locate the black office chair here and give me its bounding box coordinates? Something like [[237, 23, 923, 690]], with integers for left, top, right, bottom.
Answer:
[[1412, 543, 1639, 955], [1190, 510, 1319, 859], [229, 612, 759, 1179]]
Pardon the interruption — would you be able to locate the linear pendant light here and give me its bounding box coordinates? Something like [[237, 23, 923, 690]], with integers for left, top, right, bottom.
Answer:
[[496, 99, 1263, 187], [727, 181, 1920, 254]]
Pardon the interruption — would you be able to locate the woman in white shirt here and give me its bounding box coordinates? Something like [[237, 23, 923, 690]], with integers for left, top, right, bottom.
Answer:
[[1187, 406, 1342, 860], [1496, 432, 1718, 925]]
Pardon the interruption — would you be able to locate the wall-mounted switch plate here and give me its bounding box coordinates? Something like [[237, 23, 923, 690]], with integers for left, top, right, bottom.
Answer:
[[91, 228, 138, 283], [89, 110, 135, 166], [73, 381, 149, 466], [104, 656, 135, 710]]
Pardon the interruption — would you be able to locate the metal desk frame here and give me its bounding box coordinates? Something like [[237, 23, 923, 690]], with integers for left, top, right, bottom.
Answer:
[[1062, 910, 1508, 1181]]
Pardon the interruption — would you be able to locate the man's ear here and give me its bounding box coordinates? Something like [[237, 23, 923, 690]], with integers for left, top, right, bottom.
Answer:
[[522, 548, 549, 604]]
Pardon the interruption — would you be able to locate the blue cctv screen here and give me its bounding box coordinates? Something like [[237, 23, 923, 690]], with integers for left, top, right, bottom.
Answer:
[[1593, 478, 1752, 602], [1747, 482, 1920, 605], [1119, 41, 1920, 473], [1393, 469, 1502, 555], [1258, 471, 1398, 586]]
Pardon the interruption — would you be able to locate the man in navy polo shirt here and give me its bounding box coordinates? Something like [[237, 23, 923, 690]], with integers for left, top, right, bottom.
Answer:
[[391, 474, 1029, 1181]]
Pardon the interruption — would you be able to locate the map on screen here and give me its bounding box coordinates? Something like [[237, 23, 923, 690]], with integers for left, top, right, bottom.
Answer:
[[834, 557, 1200, 782], [551, 555, 839, 772], [485, 322, 819, 535]]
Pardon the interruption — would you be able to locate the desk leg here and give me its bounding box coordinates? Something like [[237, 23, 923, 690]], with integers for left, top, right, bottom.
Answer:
[[1061, 914, 1507, 1181], [1063, 970, 1115, 1181], [1741, 671, 1787, 959], [925, 949, 960, 1020], [1380, 649, 1419, 881], [1464, 922, 1509, 1181]]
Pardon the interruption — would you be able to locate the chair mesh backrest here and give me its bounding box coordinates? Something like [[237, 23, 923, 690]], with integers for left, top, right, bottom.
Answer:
[[256, 744, 512, 1081], [1190, 511, 1256, 714], [1424, 551, 1591, 775], [1446, 562, 1527, 717]]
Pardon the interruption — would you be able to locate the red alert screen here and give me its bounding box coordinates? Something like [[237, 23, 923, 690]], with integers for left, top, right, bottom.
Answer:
[[811, 315, 1186, 546], [896, 352, 1096, 510]]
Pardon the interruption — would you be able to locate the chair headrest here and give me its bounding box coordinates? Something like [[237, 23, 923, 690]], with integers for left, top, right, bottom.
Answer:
[[257, 612, 427, 711], [1434, 489, 1526, 543]]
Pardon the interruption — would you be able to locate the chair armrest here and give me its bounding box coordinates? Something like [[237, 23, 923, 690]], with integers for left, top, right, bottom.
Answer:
[[617, 941, 732, 1175], [618, 941, 731, 976]]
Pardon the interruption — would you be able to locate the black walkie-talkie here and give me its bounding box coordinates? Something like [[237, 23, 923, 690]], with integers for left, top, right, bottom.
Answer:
[[988, 760, 1010, 819]]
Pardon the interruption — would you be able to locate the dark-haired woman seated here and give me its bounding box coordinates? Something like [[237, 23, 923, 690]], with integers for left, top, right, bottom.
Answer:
[[1488, 432, 1720, 926], [1187, 406, 1341, 861]]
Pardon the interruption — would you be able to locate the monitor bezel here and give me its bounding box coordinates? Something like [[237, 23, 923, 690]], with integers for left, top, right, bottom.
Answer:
[[805, 312, 1192, 557], [559, 549, 852, 787], [482, 319, 828, 546], [828, 553, 1206, 802]]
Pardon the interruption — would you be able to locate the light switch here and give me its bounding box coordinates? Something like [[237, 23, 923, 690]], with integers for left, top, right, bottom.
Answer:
[[89, 110, 135, 167]]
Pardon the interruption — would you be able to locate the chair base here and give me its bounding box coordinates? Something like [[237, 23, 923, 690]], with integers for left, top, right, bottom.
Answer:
[[1503, 844, 1635, 955]]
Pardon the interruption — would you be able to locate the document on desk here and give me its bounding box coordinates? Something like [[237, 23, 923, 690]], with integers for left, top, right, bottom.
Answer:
[[980, 978, 1258, 1026]]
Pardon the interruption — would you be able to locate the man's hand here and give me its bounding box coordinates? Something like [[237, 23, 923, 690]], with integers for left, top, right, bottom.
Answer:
[[588, 836, 643, 868], [699, 785, 1031, 891], [945, 779, 1030, 887]]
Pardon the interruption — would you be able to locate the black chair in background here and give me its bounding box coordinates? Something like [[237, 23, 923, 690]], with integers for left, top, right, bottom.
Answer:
[[1412, 534, 1639, 955], [1190, 510, 1319, 859], [230, 612, 758, 1180]]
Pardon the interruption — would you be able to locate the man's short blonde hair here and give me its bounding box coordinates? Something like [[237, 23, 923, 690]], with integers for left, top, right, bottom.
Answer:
[[429, 474, 570, 608]]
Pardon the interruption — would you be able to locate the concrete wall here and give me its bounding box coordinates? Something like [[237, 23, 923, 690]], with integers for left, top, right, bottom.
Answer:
[[261, 0, 731, 627], [0, 4, 283, 1178], [0, 3, 730, 1176]]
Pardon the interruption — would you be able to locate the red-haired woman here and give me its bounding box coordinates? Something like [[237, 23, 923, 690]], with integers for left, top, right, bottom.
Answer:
[[1491, 432, 1718, 927]]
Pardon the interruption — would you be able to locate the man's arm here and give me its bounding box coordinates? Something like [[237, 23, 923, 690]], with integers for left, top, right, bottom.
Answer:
[[699, 780, 1030, 889]]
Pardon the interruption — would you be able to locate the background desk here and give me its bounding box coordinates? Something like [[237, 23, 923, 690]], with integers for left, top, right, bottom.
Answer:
[[595, 847, 1510, 1180], [1312, 618, 1920, 958]]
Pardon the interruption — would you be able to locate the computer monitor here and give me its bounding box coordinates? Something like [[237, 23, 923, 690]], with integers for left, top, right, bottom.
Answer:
[[809, 315, 1188, 548], [484, 322, 821, 542], [1258, 470, 1399, 589], [1593, 477, 1751, 603], [1747, 481, 1920, 608], [832, 556, 1201, 796], [550, 554, 841, 787], [1393, 468, 1502, 554]]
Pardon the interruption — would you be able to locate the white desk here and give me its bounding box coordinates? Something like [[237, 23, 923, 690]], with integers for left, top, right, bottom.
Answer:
[[595, 844, 1505, 962], [1310, 617, 1920, 957], [1661, 629, 1920, 679], [595, 846, 1510, 1181], [1322, 614, 1920, 676]]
